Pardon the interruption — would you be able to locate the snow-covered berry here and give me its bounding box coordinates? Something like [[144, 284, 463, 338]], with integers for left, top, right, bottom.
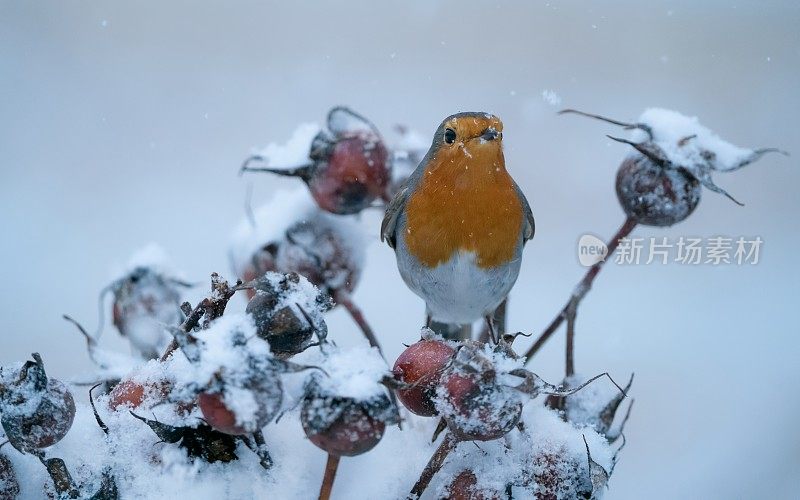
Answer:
[[300, 346, 398, 456], [241, 107, 391, 215], [562, 107, 787, 226], [436, 343, 523, 442], [615, 154, 701, 226], [0, 354, 76, 453], [245, 272, 332, 358], [230, 189, 365, 300], [442, 470, 503, 500], [107, 246, 188, 359]]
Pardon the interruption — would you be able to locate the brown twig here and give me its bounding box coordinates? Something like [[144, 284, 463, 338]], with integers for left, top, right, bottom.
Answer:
[[565, 300, 577, 377], [524, 217, 637, 364], [160, 273, 240, 361], [318, 453, 341, 500], [334, 290, 384, 358], [408, 432, 459, 499]]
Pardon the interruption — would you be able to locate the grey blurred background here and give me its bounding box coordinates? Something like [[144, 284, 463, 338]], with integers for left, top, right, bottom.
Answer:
[[1, 1, 798, 498]]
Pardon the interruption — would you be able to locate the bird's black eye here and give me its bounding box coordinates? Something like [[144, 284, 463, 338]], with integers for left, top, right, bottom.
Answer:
[[444, 128, 456, 144]]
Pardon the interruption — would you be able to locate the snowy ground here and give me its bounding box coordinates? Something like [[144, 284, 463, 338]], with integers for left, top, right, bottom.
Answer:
[[2, 1, 799, 499]]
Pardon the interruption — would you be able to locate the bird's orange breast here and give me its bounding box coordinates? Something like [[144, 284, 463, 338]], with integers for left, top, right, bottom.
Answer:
[[403, 149, 523, 269]]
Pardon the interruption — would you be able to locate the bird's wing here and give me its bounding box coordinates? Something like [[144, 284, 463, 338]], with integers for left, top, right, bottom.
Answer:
[[513, 181, 535, 243], [381, 143, 432, 249], [380, 184, 410, 249]]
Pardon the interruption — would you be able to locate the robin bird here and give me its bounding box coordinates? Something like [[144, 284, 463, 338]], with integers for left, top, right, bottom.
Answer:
[[381, 112, 534, 342]]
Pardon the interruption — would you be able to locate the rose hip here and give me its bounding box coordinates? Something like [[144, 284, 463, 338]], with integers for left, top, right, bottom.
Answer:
[[393, 339, 455, 416], [435, 344, 522, 442], [442, 470, 503, 500], [242, 107, 391, 215], [301, 396, 386, 457], [616, 154, 700, 227], [0, 354, 76, 453]]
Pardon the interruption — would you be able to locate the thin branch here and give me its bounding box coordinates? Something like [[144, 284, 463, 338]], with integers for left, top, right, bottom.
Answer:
[[244, 181, 257, 229], [160, 273, 240, 361], [524, 217, 638, 364], [318, 453, 341, 500], [89, 383, 109, 435], [559, 108, 653, 139], [408, 433, 459, 499], [334, 290, 384, 359], [62, 315, 104, 368], [565, 301, 576, 377], [252, 430, 274, 470]]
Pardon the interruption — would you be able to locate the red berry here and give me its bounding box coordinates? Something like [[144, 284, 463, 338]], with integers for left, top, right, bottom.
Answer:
[[198, 393, 247, 435], [1, 354, 76, 452], [0, 453, 20, 498], [616, 154, 700, 227], [300, 375, 397, 457], [308, 133, 390, 214], [436, 344, 522, 441], [108, 376, 170, 411], [439, 372, 521, 441], [301, 396, 386, 457], [110, 266, 184, 359], [524, 452, 590, 500], [198, 380, 283, 436], [241, 107, 391, 215], [240, 216, 362, 300], [442, 470, 503, 500], [393, 339, 455, 416]]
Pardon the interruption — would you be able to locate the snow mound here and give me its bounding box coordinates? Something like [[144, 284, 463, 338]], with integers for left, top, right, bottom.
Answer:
[[633, 108, 757, 172], [251, 122, 320, 169]]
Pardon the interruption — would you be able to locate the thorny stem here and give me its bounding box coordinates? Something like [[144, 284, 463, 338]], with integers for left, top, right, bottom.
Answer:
[[524, 217, 638, 364], [318, 453, 341, 500], [160, 273, 240, 362], [334, 290, 384, 358], [408, 432, 459, 499]]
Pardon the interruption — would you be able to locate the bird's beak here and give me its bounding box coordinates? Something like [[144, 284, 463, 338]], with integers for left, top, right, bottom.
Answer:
[[480, 127, 500, 142]]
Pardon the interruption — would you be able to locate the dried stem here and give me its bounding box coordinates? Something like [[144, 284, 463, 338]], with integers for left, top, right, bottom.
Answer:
[[37, 454, 80, 499], [408, 432, 459, 499], [334, 290, 384, 358], [252, 430, 274, 470], [524, 217, 637, 364], [318, 453, 341, 500], [160, 273, 240, 361], [565, 301, 577, 377]]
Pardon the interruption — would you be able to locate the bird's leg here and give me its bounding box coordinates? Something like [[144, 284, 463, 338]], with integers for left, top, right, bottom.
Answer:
[[478, 299, 507, 343], [430, 320, 471, 341], [484, 315, 498, 344], [425, 314, 432, 328]]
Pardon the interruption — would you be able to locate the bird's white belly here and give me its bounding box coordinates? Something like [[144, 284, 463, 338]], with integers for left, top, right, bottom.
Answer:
[[396, 242, 521, 324]]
